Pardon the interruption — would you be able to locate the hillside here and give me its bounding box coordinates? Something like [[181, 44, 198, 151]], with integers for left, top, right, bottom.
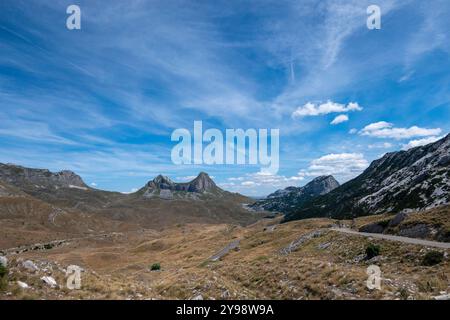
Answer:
[[284, 134, 450, 222]]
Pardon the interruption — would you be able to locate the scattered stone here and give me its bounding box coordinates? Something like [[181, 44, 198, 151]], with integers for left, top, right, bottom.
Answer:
[[22, 260, 39, 272], [280, 230, 325, 255], [41, 276, 57, 288], [351, 254, 366, 263], [366, 255, 383, 264], [17, 281, 29, 289], [209, 240, 240, 261], [191, 294, 203, 300], [433, 294, 450, 300], [317, 242, 331, 250], [0, 256, 7, 267], [221, 290, 230, 298]]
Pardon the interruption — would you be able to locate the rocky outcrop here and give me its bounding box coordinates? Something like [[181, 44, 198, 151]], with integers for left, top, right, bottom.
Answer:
[[0, 163, 88, 190], [139, 172, 223, 199]]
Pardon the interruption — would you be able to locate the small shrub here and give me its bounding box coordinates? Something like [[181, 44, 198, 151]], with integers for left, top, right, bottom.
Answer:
[[0, 265, 8, 291], [365, 243, 380, 259], [0, 265, 7, 278], [422, 251, 444, 266], [398, 287, 409, 300], [150, 263, 161, 271]]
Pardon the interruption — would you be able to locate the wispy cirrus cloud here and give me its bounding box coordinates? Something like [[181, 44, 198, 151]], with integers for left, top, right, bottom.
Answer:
[[1, 0, 450, 196]]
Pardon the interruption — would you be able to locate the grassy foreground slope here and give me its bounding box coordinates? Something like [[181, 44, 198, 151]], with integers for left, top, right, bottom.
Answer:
[[1, 213, 448, 300]]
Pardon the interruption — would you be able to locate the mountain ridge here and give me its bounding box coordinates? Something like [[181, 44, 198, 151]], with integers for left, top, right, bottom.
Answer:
[[250, 175, 340, 213], [284, 133, 450, 222]]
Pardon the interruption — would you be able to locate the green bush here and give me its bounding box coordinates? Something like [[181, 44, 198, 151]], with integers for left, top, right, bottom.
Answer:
[[422, 251, 444, 266], [0, 265, 8, 291], [0, 265, 7, 278], [365, 243, 380, 259], [150, 263, 161, 271]]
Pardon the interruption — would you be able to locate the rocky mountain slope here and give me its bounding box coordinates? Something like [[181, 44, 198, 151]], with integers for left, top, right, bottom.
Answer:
[[0, 163, 88, 190], [250, 175, 340, 213], [284, 134, 450, 222]]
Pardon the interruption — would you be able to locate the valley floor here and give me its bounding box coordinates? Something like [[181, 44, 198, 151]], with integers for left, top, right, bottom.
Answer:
[[1, 216, 449, 300]]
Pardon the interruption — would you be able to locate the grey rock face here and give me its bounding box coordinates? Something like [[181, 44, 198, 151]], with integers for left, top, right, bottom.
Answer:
[[0, 163, 87, 189], [250, 176, 340, 213], [388, 212, 409, 227], [359, 223, 385, 234], [140, 172, 221, 198], [398, 224, 431, 238]]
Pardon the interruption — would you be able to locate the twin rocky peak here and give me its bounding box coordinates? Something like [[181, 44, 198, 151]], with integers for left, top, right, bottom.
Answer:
[[142, 172, 219, 194]]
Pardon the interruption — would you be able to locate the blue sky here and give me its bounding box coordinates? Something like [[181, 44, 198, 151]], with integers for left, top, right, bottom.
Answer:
[[0, 0, 449, 196]]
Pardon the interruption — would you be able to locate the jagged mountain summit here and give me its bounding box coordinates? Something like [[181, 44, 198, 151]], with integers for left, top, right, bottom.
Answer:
[[284, 134, 450, 222], [0, 163, 88, 190], [250, 175, 340, 213], [138, 172, 223, 200]]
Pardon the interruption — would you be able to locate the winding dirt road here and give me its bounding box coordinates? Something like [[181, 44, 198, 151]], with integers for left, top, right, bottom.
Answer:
[[332, 228, 450, 249]]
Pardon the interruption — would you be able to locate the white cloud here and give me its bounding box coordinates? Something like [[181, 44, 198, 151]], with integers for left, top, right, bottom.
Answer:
[[292, 101, 362, 118], [330, 114, 349, 125], [90, 182, 97, 187], [368, 142, 393, 149], [360, 121, 442, 140], [299, 153, 369, 182], [176, 175, 198, 181], [219, 171, 305, 195], [121, 188, 138, 195], [349, 128, 358, 134], [402, 136, 444, 150]]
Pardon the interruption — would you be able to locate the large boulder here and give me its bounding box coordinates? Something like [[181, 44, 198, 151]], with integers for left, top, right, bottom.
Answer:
[[359, 222, 385, 234], [388, 212, 409, 227]]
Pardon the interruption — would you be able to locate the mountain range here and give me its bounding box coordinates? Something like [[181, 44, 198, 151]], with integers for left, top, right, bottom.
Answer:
[[0, 165, 262, 238], [1, 133, 449, 232], [283, 133, 450, 222]]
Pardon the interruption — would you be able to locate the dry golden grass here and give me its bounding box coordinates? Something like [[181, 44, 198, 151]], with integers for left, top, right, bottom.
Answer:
[[1, 216, 448, 300]]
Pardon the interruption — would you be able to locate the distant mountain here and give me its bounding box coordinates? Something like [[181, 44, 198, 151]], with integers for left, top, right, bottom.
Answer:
[[0, 163, 88, 190], [136, 172, 226, 200], [250, 175, 340, 213], [284, 134, 450, 222], [0, 163, 125, 211]]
